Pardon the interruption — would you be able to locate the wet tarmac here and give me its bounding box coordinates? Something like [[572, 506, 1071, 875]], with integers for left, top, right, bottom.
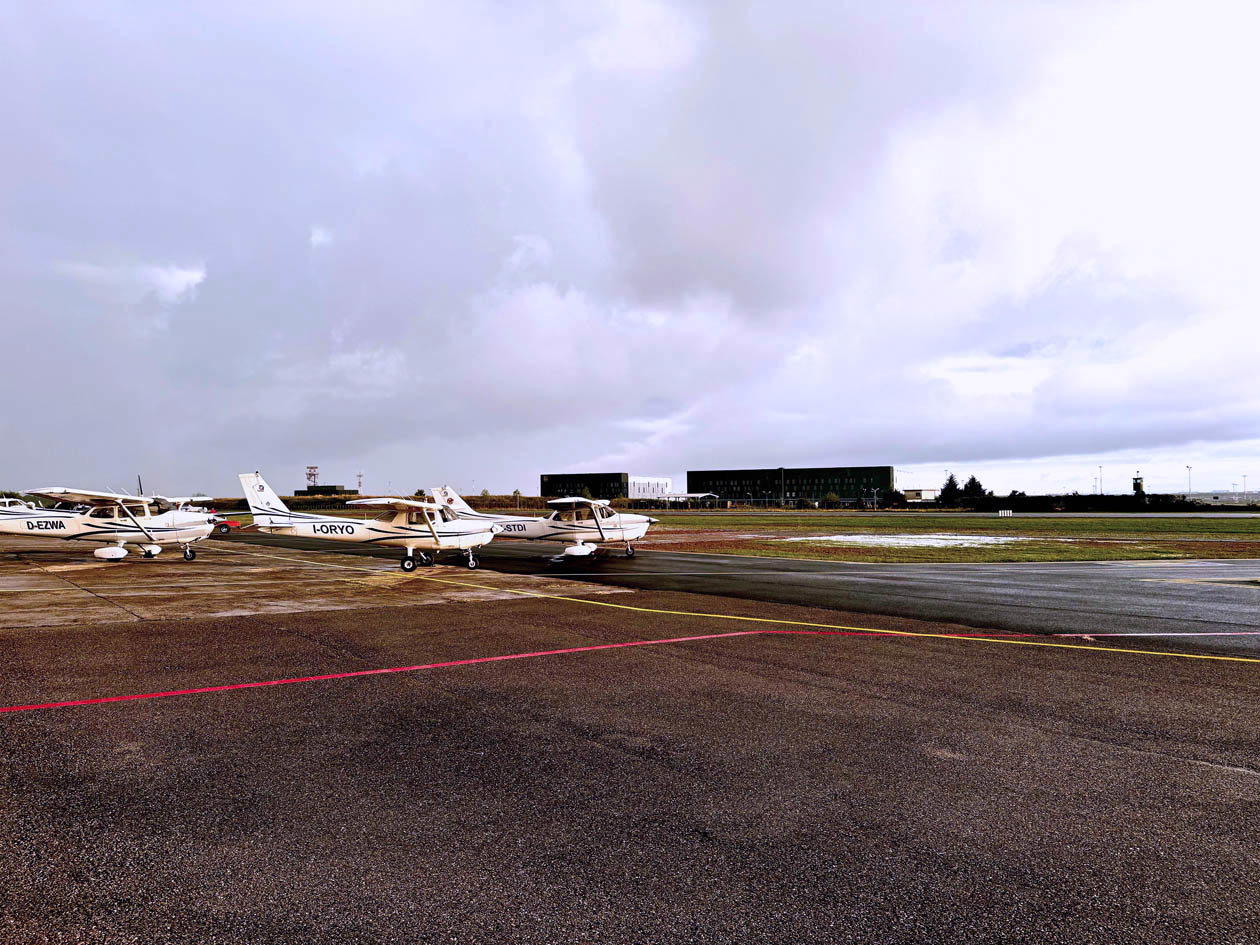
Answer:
[[229, 532, 1260, 656], [0, 536, 629, 629]]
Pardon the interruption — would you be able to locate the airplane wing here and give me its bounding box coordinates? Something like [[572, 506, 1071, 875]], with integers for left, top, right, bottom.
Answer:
[[151, 495, 212, 511], [346, 497, 438, 511], [545, 496, 611, 508], [26, 487, 153, 508]]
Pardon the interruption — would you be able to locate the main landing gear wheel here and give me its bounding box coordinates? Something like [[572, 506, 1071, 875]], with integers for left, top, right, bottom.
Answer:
[[466, 554, 479, 570], [401, 556, 418, 573], [625, 544, 636, 558], [183, 547, 196, 561], [217, 523, 231, 535]]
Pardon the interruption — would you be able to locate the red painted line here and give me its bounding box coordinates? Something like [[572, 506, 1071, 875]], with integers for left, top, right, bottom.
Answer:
[[0, 627, 1032, 715]]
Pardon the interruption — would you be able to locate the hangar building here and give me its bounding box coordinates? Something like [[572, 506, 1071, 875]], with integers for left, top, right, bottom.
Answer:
[[540, 473, 673, 501], [686, 465, 894, 505]]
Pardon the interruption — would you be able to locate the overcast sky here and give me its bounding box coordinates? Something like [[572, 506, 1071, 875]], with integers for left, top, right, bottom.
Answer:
[[3, 0, 1258, 498]]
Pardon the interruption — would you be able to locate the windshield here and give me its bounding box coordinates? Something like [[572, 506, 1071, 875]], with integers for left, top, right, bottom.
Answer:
[[553, 507, 595, 522]]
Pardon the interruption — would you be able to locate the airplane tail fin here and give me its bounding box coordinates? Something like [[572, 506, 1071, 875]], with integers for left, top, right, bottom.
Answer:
[[430, 485, 476, 516], [239, 472, 291, 525]]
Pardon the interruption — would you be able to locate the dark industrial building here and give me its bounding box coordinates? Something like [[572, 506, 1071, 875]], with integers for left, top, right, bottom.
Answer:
[[293, 484, 359, 497], [687, 466, 895, 506], [540, 472, 631, 501]]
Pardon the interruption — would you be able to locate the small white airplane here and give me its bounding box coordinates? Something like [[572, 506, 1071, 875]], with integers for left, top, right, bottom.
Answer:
[[0, 488, 220, 560], [240, 472, 500, 570], [429, 486, 658, 558]]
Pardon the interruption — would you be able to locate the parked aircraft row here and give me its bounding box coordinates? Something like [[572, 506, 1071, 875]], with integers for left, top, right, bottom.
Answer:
[[242, 473, 657, 569], [0, 473, 659, 568]]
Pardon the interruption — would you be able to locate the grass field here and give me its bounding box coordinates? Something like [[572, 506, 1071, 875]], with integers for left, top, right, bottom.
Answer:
[[653, 512, 1260, 539], [222, 509, 1260, 563], [644, 512, 1260, 562]]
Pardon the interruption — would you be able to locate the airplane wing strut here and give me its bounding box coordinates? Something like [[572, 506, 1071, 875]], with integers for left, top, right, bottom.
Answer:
[[119, 503, 157, 542], [422, 513, 441, 545]]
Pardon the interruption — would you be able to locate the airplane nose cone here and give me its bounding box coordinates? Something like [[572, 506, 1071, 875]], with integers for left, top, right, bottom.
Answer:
[[648, 517, 659, 524]]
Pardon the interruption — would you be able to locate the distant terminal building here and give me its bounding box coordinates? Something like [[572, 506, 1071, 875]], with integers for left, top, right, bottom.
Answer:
[[687, 465, 895, 506], [540, 473, 673, 501]]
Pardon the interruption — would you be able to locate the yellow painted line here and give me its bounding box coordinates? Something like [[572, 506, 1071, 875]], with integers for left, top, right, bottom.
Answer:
[[403, 573, 1260, 666], [221, 544, 1260, 665], [1140, 577, 1260, 587]]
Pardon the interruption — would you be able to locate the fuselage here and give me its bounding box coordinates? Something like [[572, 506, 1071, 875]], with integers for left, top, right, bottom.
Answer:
[[253, 508, 496, 552]]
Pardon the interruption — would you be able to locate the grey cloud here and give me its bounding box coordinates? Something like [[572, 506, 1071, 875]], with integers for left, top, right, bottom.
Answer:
[[1, 1, 1252, 497]]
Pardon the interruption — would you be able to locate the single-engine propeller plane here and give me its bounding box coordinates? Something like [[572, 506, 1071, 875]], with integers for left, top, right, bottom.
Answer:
[[0, 487, 220, 560], [429, 486, 658, 558], [240, 472, 499, 570]]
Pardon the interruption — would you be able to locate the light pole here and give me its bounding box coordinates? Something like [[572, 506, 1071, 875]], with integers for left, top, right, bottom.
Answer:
[[1186, 466, 1192, 494], [1245, 475, 1249, 501], [1098, 466, 1103, 495]]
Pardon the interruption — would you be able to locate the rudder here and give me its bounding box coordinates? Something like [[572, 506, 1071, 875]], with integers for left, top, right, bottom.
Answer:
[[239, 472, 291, 523], [430, 485, 475, 515]]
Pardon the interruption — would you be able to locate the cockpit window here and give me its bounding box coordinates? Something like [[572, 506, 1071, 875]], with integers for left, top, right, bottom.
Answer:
[[89, 506, 117, 519], [596, 505, 614, 519], [553, 506, 602, 522]]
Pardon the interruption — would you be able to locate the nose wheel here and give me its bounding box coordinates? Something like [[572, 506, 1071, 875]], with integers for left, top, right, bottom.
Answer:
[[625, 543, 636, 558], [182, 546, 196, 561], [465, 552, 479, 570]]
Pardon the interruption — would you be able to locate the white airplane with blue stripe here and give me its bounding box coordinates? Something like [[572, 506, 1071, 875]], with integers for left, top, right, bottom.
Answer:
[[430, 486, 658, 558], [0, 488, 219, 560], [240, 472, 499, 570]]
